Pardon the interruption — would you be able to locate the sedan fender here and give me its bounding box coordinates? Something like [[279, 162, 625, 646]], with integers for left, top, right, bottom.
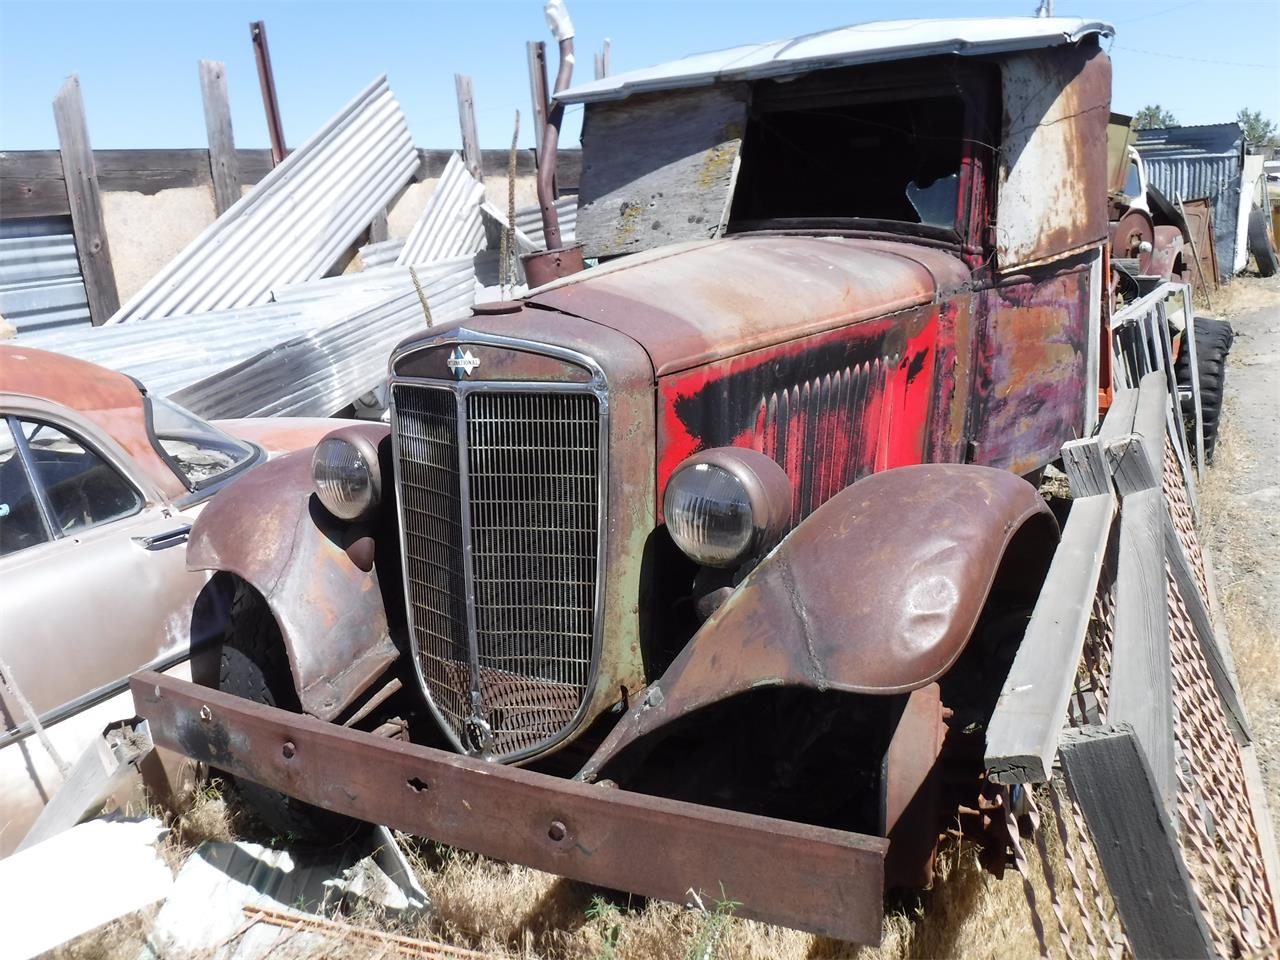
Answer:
[[186, 425, 397, 720], [581, 464, 1058, 780]]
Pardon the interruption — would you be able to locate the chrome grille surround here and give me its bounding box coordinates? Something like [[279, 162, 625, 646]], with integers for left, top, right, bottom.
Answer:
[[389, 332, 608, 763]]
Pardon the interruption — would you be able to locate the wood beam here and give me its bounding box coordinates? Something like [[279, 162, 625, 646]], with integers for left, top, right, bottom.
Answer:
[[52, 74, 119, 325], [1059, 724, 1215, 959], [199, 60, 241, 216], [454, 74, 482, 181]]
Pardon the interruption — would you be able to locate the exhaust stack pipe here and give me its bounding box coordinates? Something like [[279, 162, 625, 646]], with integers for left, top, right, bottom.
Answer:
[[523, 0, 586, 286]]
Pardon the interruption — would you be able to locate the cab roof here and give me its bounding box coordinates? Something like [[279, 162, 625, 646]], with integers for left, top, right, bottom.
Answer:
[[558, 16, 1114, 104]]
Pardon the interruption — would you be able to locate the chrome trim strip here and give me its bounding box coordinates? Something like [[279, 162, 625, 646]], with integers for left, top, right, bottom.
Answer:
[[389, 327, 611, 764]]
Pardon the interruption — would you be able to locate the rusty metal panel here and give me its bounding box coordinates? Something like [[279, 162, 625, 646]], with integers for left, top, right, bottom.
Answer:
[[996, 44, 1111, 269], [580, 464, 1056, 782], [655, 305, 941, 521], [132, 671, 889, 944], [529, 235, 969, 376], [969, 265, 1092, 475]]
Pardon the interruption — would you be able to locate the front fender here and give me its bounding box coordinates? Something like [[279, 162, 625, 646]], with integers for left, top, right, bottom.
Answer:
[[187, 426, 398, 720], [581, 464, 1057, 780]]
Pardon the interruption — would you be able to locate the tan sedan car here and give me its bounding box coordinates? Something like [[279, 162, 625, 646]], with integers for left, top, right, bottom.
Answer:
[[0, 345, 342, 855]]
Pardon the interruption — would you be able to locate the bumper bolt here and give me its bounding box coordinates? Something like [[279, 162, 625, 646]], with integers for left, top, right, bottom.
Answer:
[[548, 820, 567, 842], [282, 741, 296, 759]]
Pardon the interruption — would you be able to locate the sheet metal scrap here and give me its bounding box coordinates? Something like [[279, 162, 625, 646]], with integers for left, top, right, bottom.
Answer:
[[25, 258, 476, 419], [107, 76, 419, 323], [397, 152, 487, 266]]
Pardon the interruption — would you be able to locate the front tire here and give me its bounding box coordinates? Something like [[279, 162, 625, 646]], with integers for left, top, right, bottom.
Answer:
[[218, 583, 365, 844]]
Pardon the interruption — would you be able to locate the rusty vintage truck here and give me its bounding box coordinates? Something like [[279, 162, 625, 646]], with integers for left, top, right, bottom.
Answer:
[[134, 16, 1125, 943]]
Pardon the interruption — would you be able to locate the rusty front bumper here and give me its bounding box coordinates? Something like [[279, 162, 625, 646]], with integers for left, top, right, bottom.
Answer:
[[132, 671, 888, 943]]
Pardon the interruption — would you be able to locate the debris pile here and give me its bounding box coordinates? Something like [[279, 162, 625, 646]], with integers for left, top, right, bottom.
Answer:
[[15, 76, 568, 420]]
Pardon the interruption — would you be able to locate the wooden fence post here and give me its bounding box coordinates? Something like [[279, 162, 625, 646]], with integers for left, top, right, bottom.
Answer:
[[526, 41, 549, 166], [454, 74, 482, 181], [1059, 724, 1216, 959], [199, 60, 241, 216], [52, 74, 119, 325]]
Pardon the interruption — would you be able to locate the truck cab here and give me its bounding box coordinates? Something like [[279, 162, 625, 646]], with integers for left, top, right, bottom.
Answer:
[[172, 16, 1117, 942]]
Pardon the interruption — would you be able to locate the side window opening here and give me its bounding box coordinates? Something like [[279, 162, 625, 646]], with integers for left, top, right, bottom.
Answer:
[[0, 419, 51, 557], [17, 418, 143, 536], [729, 90, 966, 232]]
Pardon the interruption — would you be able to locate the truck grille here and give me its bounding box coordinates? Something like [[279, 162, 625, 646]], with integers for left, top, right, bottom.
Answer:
[[392, 382, 603, 760]]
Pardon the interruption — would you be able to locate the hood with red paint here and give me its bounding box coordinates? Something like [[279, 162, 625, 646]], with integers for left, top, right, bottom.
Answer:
[[528, 234, 971, 376]]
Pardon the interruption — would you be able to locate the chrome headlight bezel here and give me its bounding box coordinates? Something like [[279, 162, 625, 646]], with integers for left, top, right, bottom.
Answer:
[[312, 430, 381, 522], [663, 448, 792, 569]]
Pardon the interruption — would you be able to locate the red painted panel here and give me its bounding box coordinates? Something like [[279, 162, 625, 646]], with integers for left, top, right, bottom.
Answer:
[[656, 306, 943, 523]]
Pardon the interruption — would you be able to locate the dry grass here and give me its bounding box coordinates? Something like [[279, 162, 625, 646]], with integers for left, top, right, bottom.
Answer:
[[1197, 273, 1280, 319], [1195, 417, 1280, 837]]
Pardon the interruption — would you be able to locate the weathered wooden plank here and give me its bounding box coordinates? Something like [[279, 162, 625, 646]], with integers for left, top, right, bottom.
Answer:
[[52, 75, 119, 325], [1059, 724, 1216, 959], [1062, 438, 1111, 498], [0, 175, 71, 218], [576, 84, 749, 258], [199, 60, 241, 216], [1107, 371, 1167, 496], [1154, 301, 1199, 515], [1108, 484, 1175, 812], [368, 207, 388, 244], [454, 74, 482, 181], [1162, 514, 1249, 743], [525, 41, 549, 166], [986, 492, 1115, 783]]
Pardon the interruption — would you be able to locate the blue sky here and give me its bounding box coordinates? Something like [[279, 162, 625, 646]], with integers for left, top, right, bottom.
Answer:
[[1, 0, 1277, 153]]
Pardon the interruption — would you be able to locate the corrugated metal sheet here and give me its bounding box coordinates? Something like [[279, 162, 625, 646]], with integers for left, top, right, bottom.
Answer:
[[560, 17, 1113, 103], [0, 217, 91, 334], [358, 237, 405, 269], [514, 197, 577, 249], [107, 76, 420, 324], [24, 257, 476, 418], [1136, 124, 1244, 279], [397, 152, 486, 266]]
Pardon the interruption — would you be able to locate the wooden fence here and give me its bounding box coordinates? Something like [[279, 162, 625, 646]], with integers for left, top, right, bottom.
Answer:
[[986, 282, 1279, 958]]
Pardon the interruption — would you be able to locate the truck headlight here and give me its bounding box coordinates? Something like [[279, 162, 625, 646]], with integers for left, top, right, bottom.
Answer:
[[663, 448, 792, 568], [312, 433, 380, 521]]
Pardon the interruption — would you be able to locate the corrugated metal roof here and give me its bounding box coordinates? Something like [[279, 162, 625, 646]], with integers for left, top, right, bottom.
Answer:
[[0, 217, 91, 334], [23, 257, 476, 418], [358, 237, 405, 268], [560, 17, 1114, 104], [397, 152, 486, 266], [1134, 123, 1244, 159], [107, 76, 420, 324], [1137, 124, 1244, 278]]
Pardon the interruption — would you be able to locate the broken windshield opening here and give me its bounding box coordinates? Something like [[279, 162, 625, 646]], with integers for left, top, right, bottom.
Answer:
[[146, 395, 257, 491], [729, 92, 966, 236]]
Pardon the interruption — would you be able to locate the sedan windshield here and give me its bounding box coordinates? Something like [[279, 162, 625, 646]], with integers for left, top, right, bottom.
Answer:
[[148, 396, 256, 490]]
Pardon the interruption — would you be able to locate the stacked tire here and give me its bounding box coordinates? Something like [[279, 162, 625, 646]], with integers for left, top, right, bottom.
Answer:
[[1175, 318, 1234, 464], [1249, 207, 1278, 277]]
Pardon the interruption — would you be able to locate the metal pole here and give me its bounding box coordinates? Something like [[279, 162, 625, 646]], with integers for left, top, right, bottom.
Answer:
[[250, 20, 287, 165]]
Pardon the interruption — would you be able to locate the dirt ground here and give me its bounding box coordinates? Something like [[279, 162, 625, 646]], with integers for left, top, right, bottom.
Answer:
[[51, 276, 1280, 960], [1197, 274, 1280, 836]]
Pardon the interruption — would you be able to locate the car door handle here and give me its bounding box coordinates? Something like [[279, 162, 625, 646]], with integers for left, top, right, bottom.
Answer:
[[133, 525, 191, 550]]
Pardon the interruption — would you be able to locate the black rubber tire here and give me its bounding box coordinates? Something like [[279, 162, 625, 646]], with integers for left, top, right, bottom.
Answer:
[[1175, 317, 1234, 464], [1249, 207, 1278, 277], [218, 584, 365, 844]]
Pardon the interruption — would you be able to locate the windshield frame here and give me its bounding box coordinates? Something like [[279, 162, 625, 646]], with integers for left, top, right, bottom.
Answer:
[[143, 394, 264, 500]]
